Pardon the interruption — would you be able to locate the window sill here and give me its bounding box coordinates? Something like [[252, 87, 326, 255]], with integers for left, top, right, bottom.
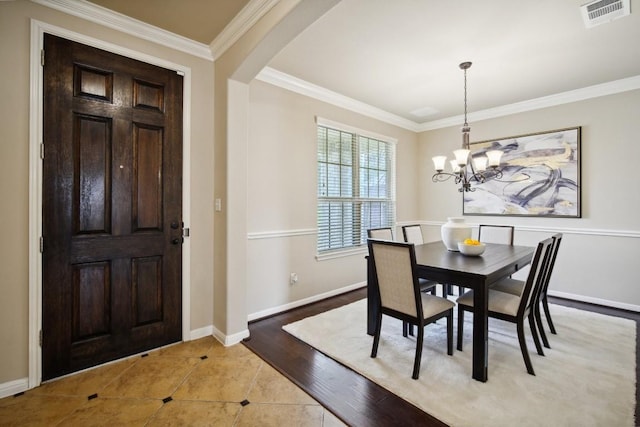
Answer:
[[316, 246, 368, 261]]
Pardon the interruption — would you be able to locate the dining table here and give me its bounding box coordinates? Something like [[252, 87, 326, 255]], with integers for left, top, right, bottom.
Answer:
[[366, 240, 535, 382]]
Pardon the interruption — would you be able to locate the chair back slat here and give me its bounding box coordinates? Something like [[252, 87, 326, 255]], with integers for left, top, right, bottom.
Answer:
[[518, 237, 554, 316], [540, 233, 563, 297], [369, 241, 419, 318], [368, 227, 394, 241], [402, 225, 424, 245], [478, 224, 514, 245]]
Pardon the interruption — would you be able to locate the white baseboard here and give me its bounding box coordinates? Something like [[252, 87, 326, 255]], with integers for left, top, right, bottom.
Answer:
[[189, 325, 214, 341], [190, 324, 250, 347], [548, 290, 640, 312], [211, 325, 250, 346], [0, 378, 29, 399], [248, 281, 366, 322], [188, 282, 366, 346]]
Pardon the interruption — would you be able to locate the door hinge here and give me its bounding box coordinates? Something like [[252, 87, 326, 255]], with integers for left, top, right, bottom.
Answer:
[[40, 143, 45, 159], [183, 227, 190, 237], [39, 236, 44, 253], [39, 330, 43, 347], [41, 49, 45, 67]]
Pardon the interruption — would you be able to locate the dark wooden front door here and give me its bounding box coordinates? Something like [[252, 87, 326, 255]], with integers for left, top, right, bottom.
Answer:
[[42, 34, 183, 380]]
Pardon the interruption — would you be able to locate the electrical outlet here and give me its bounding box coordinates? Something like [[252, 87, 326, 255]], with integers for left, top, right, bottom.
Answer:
[[290, 273, 298, 285]]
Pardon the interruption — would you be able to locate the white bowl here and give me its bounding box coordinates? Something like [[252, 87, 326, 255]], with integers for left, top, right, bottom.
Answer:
[[458, 242, 486, 256]]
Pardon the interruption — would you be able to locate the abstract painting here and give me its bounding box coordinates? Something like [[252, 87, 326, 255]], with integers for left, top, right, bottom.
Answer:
[[463, 127, 581, 217]]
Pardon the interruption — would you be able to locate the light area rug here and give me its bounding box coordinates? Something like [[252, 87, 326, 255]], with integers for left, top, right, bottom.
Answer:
[[283, 299, 636, 427]]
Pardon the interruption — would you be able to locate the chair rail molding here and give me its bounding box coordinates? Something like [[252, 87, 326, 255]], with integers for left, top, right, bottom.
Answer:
[[419, 221, 640, 239], [247, 228, 317, 240]]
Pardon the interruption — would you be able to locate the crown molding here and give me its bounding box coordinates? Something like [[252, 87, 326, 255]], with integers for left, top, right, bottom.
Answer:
[[210, 0, 279, 61], [418, 75, 640, 131], [256, 67, 421, 132], [32, 0, 214, 60], [257, 66, 640, 133]]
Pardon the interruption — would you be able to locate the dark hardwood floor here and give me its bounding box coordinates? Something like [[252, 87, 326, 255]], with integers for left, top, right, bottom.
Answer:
[[243, 287, 639, 427]]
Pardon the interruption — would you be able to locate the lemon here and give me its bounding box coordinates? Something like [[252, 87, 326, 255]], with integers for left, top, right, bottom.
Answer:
[[463, 238, 480, 246]]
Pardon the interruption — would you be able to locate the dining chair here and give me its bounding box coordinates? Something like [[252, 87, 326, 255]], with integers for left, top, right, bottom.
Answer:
[[475, 224, 516, 290], [538, 233, 562, 336], [490, 233, 563, 348], [368, 240, 455, 379], [367, 227, 394, 241], [453, 224, 515, 297], [398, 225, 439, 336], [456, 237, 553, 376], [401, 224, 424, 245], [368, 226, 435, 336], [402, 224, 446, 300], [478, 224, 515, 245]]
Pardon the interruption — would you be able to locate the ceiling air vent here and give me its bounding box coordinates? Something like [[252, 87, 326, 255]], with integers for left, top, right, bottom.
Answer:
[[581, 0, 631, 28]]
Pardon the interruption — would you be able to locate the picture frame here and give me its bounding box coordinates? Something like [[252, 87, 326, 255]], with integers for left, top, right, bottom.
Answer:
[[463, 127, 581, 217]]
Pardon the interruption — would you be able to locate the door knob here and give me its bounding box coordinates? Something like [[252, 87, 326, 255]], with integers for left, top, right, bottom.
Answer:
[[172, 238, 183, 245]]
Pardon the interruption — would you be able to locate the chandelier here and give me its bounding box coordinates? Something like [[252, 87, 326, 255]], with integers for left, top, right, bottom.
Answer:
[[432, 62, 504, 192]]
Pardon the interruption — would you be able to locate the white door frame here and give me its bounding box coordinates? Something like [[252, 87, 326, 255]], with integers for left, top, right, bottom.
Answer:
[[29, 19, 193, 387]]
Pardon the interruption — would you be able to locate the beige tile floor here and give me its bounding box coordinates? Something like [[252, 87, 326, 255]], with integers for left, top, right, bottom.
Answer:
[[0, 337, 346, 427]]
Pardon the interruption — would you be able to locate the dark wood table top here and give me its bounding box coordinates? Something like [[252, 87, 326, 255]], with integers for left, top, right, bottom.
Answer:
[[412, 241, 535, 288]]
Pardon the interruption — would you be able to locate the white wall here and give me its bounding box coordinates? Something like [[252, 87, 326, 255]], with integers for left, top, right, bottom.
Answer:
[[418, 90, 640, 309], [246, 80, 420, 318]]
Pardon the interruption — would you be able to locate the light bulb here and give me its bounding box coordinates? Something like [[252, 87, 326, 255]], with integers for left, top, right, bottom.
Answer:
[[432, 156, 447, 171], [486, 150, 503, 167], [473, 156, 488, 172], [450, 160, 461, 173], [453, 149, 470, 166]]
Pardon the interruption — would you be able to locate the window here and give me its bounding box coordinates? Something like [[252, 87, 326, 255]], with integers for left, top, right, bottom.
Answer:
[[316, 119, 396, 254]]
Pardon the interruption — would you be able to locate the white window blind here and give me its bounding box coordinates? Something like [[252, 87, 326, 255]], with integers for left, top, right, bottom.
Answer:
[[317, 122, 396, 253]]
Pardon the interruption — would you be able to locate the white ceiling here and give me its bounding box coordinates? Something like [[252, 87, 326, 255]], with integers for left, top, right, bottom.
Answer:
[[268, 0, 640, 125], [84, 0, 640, 127]]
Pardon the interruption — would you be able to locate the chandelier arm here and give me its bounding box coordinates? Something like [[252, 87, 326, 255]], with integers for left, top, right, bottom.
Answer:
[[468, 171, 485, 183], [432, 172, 457, 183]]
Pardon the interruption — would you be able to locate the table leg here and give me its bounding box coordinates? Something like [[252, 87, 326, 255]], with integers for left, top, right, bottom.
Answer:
[[472, 282, 489, 382]]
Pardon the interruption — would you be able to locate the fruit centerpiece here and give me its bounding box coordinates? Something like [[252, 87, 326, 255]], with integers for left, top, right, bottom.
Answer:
[[458, 238, 486, 256]]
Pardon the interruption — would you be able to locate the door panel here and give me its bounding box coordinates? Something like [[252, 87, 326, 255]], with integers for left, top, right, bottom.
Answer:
[[75, 114, 112, 234], [42, 34, 183, 380], [72, 262, 111, 341], [132, 256, 163, 326], [133, 124, 163, 231]]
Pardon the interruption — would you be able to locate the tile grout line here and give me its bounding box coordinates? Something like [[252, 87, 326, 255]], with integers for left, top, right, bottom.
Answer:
[[231, 358, 266, 426]]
